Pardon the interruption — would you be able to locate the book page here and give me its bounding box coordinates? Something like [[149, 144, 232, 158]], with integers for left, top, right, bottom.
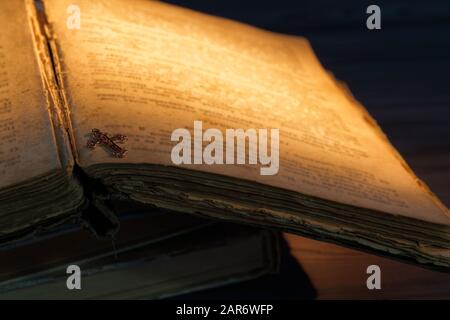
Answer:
[[43, 0, 449, 225], [0, 0, 64, 189]]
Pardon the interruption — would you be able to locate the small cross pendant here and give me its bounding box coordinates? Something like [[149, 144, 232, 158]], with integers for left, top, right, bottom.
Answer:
[[86, 128, 128, 158]]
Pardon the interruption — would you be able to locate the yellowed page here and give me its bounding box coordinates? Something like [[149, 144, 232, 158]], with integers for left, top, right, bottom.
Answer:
[[43, 0, 449, 225], [0, 0, 64, 189]]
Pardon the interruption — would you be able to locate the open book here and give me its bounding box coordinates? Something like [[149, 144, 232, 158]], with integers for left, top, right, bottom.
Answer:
[[2, 0, 450, 270]]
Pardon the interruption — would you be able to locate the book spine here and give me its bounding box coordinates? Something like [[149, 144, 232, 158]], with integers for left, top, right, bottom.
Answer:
[[25, 0, 79, 168]]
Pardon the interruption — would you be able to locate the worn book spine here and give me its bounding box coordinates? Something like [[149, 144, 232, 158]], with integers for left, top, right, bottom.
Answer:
[[22, 0, 120, 241], [25, 0, 76, 167]]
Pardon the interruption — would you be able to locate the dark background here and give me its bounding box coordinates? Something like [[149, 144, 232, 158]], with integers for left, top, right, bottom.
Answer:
[[162, 0, 450, 299]]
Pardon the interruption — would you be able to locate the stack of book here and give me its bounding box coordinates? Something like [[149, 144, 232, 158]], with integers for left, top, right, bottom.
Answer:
[[0, 203, 279, 299], [0, 0, 449, 298]]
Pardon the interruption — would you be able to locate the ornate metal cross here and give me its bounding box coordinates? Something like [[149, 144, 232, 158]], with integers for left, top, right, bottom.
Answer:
[[86, 128, 128, 158]]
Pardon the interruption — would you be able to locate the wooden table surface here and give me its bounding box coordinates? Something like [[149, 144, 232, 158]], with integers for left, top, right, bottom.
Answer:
[[168, 0, 450, 299]]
